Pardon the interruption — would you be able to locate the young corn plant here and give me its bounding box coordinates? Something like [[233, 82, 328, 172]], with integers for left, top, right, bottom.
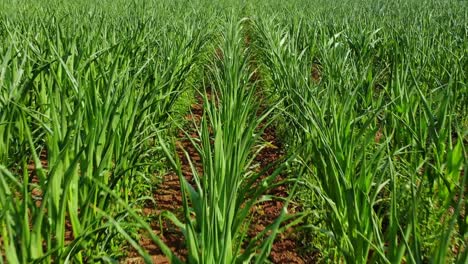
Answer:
[[0, 5, 209, 262], [253, 4, 468, 262], [158, 17, 296, 264]]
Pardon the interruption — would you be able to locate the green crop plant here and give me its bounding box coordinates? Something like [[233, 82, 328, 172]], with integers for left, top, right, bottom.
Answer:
[[1, 0, 467, 263], [0, 1, 209, 262], [252, 0, 467, 262], [156, 15, 299, 263]]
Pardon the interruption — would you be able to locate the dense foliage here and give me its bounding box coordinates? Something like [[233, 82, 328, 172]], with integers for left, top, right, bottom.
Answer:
[[1, 0, 466, 263]]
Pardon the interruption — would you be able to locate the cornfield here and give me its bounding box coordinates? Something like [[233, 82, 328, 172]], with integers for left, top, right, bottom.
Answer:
[[1, 0, 467, 263]]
